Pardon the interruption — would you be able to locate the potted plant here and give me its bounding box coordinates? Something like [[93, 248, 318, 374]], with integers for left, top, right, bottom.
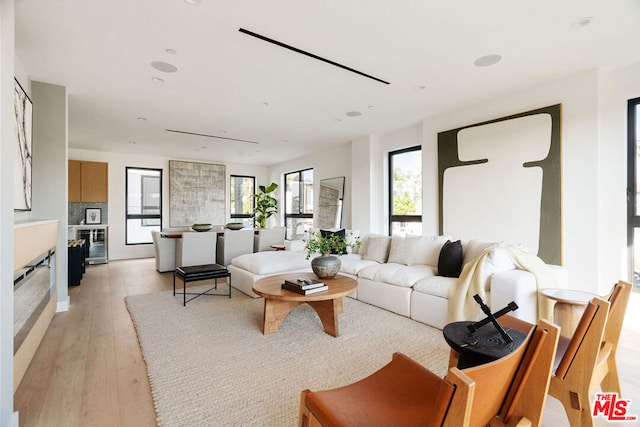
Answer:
[[253, 182, 278, 229], [304, 230, 361, 279]]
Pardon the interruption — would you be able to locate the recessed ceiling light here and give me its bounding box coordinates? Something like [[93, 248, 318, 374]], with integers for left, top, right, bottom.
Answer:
[[184, 0, 200, 4], [334, 118, 342, 122], [151, 61, 178, 73], [137, 117, 147, 121], [129, 141, 137, 145], [473, 54, 502, 67], [152, 77, 165, 83], [414, 85, 426, 91], [165, 48, 177, 54], [572, 16, 594, 29], [346, 111, 362, 117], [368, 105, 375, 108], [259, 101, 269, 107]]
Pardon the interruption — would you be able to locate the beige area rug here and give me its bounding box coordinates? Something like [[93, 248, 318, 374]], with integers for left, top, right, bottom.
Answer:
[[126, 285, 451, 426]]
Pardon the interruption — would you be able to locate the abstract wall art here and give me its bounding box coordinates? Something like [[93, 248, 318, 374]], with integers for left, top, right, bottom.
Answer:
[[14, 79, 33, 211], [169, 160, 226, 227], [438, 104, 562, 264]]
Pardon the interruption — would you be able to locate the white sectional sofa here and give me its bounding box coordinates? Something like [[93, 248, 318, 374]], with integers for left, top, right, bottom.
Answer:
[[227, 234, 568, 329]]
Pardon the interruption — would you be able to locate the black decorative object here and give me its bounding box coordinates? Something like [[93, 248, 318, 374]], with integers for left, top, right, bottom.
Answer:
[[467, 294, 519, 344], [442, 295, 524, 368]]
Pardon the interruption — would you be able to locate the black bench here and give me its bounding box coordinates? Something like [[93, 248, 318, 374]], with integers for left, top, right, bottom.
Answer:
[[173, 264, 231, 306]]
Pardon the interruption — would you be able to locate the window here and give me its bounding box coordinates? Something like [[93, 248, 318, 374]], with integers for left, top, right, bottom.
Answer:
[[285, 168, 313, 239], [389, 146, 422, 236], [627, 97, 640, 288], [230, 175, 255, 227], [126, 167, 162, 245]]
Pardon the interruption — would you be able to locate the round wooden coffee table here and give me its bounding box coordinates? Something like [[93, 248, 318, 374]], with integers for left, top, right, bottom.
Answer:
[[252, 272, 357, 337]]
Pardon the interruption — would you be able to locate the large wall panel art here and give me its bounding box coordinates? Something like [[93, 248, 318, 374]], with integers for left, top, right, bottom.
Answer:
[[438, 104, 561, 264], [169, 160, 226, 227]]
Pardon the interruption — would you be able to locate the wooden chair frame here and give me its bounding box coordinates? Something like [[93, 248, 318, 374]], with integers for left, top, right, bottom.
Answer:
[[299, 317, 560, 427], [599, 280, 632, 395], [548, 296, 610, 427]]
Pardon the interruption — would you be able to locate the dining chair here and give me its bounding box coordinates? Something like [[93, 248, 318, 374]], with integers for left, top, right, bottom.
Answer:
[[216, 229, 255, 266], [151, 230, 177, 272], [175, 231, 217, 268], [299, 318, 559, 427], [599, 280, 632, 395], [253, 226, 286, 252], [548, 296, 610, 427]]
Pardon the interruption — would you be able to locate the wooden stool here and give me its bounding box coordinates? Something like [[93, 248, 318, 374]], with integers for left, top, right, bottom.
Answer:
[[173, 264, 231, 306]]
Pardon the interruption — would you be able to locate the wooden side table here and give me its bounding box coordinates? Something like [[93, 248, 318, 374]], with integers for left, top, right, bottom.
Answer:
[[539, 288, 596, 337]]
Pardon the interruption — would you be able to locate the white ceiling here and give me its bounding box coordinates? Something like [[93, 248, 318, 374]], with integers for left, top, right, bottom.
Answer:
[[14, 1, 640, 166]]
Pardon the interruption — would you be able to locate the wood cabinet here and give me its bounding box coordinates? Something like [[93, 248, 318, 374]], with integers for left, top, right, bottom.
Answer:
[[68, 160, 108, 202]]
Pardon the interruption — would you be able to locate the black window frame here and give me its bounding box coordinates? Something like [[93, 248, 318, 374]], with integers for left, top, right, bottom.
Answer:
[[125, 166, 162, 245], [230, 174, 256, 223], [284, 168, 313, 239], [627, 97, 640, 286], [388, 145, 422, 235]]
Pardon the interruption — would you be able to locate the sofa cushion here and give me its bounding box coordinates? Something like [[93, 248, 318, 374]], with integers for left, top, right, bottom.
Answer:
[[411, 235, 451, 267], [338, 254, 378, 275], [387, 235, 416, 265], [231, 251, 309, 275], [364, 235, 391, 263], [438, 240, 463, 277], [413, 276, 459, 299], [463, 239, 495, 266], [359, 263, 437, 288]]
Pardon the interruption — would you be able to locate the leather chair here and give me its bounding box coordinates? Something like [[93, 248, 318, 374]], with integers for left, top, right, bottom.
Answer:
[[151, 230, 176, 272], [175, 231, 217, 268], [548, 296, 610, 427], [299, 318, 560, 427], [216, 229, 255, 266], [253, 226, 286, 252]]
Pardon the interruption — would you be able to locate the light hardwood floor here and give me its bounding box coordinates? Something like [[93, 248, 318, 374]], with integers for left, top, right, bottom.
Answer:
[[14, 258, 640, 426]]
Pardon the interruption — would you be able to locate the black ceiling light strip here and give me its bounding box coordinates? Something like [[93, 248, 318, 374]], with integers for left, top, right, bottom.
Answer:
[[238, 27, 390, 85], [165, 129, 259, 144]]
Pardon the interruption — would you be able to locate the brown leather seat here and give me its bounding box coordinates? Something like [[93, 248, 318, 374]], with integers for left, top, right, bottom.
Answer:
[[299, 317, 560, 427], [304, 352, 454, 427]]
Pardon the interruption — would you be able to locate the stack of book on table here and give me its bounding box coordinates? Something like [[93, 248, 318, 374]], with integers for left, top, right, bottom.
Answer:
[[281, 278, 328, 295]]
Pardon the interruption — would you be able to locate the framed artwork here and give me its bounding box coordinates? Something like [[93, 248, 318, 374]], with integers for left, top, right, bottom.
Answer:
[[169, 160, 226, 227], [14, 78, 33, 211], [85, 208, 102, 225], [438, 104, 562, 265]]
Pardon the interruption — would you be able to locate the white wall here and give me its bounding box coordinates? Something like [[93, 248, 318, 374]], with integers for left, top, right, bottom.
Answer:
[[31, 81, 69, 309], [0, 1, 16, 424], [419, 70, 600, 292], [69, 149, 268, 260], [346, 66, 640, 294], [598, 62, 640, 293], [267, 141, 353, 230]]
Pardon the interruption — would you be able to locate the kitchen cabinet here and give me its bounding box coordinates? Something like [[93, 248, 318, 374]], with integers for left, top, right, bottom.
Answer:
[[68, 160, 108, 202]]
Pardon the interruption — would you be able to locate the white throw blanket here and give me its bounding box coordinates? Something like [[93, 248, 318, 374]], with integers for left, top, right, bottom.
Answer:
[[448, 244, 557, 322]]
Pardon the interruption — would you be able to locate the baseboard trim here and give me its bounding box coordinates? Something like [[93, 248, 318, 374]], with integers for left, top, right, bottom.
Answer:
[[12, 411, 19, 427], [56, 297, 70, 312]]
